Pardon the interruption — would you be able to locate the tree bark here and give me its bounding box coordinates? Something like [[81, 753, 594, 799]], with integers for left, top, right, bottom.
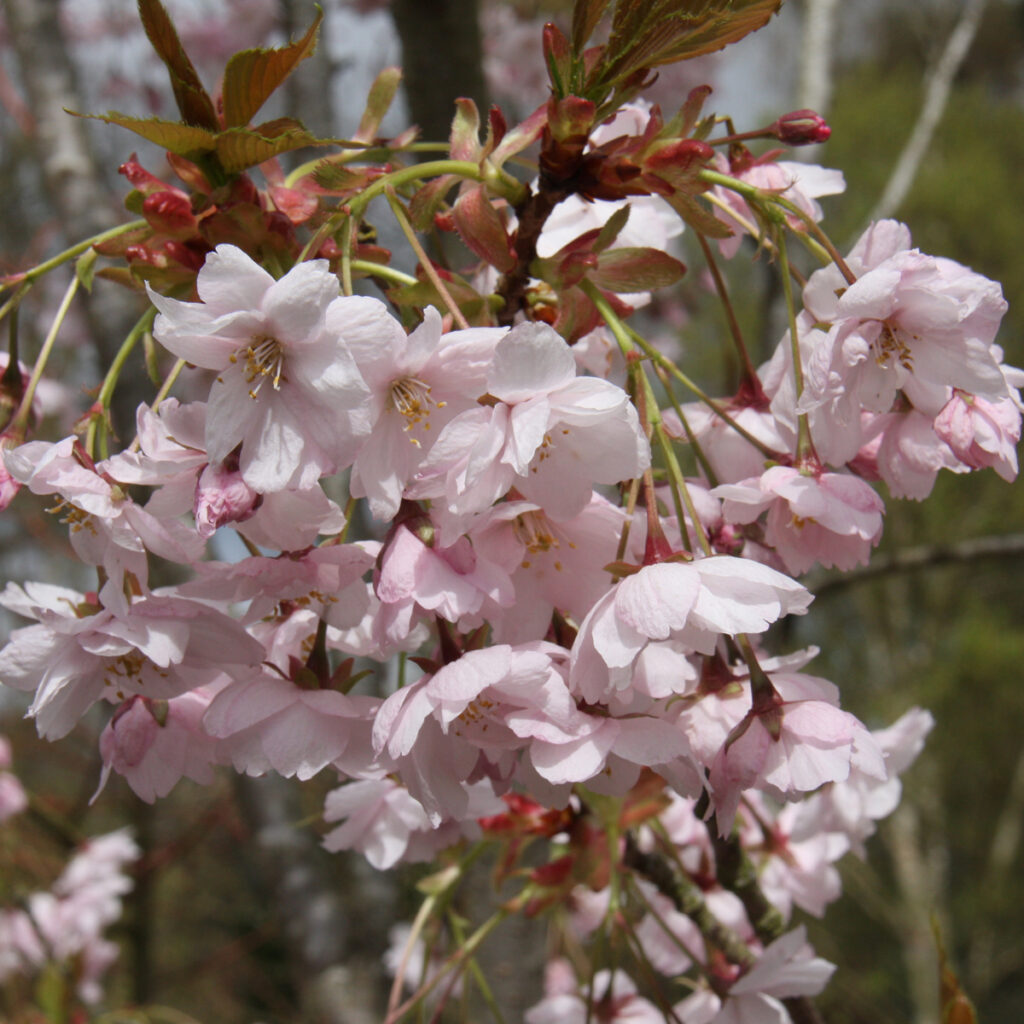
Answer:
[[2, 0, 149, 441], [390, 0, 490, 146]]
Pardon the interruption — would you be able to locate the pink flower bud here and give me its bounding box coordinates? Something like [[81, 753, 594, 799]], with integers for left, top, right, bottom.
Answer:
[[100, 697, 161, 771], [194, 459, 261, 538], [772, 109, 831, 145]]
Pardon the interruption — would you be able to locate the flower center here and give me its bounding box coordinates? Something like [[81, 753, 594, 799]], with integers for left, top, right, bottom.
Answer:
[[232, 334, 286, 398], [389, 377, 446, 446], [48, 499, 98, 535], [874, 322, 914, 371], [513, 510, 573, 571]]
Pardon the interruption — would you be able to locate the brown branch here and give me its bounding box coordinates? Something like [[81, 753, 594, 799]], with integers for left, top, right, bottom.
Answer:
[[865, 0, 988, 224], [810, 533, 1024, 599]]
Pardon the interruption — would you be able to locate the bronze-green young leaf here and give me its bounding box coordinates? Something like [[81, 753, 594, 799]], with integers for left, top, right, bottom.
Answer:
[[572, 0, 615, 55], [590, 247, 687, 292], [221, 9, 324, 128], [214, 119, 338, 175], [354, 66, 403, 144], [596, 0, 781, 90], [137, 0, 219, 129], [74, 111, 217, 158]]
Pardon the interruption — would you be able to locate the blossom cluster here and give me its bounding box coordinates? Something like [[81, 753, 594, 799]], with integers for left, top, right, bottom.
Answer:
[[0, 737, 138, 1005], [0, 1, 1018, 1017]]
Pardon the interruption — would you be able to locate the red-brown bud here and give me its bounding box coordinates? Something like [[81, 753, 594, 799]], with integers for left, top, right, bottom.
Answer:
[[142, 191, 197, 237], [772, 109, 831, 145]]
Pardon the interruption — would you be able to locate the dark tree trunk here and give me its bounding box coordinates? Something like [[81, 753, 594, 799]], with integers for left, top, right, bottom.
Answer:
[[390, 0, 490, 145]]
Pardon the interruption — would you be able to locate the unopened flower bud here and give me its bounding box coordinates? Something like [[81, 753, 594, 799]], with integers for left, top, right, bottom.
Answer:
[[194, 459, 261, 538], [772, 109, 831, 145]]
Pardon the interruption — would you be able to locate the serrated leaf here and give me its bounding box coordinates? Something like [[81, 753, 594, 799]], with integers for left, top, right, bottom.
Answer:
[[591, 247, 687, 292], [74, 110, 217, 157], [76, 248, 98, 292], [409, 174, 458, 230], [452, 185, 515, 272], [597, 0, 781, 90], [663, 191, 733, 237], [138, 0, 218, 129], [592, 204, 631, 253], [355, 66, 402, 143], [222, 9, 323, 128], [215, 121, 335, 175], [572, 0, 615, 54], [450, 98, 481, 162], [313, 161, 368, 190]]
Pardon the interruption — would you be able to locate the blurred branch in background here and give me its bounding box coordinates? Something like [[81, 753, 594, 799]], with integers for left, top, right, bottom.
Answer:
[[866, 0, 988, 225]]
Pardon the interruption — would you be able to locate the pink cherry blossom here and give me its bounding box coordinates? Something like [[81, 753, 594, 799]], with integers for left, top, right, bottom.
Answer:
[[5, 437, 205, 605], [569, 555, 811, 703], [413, 321, 650, 521], [708, 668, 885, 832], [344, 304, 507, 519], [0, 581, 263, 740], [322, 777, 500, 869], [802, 221, 1009, 415], [714, 465, 885, 574], [934, 391, 1021, 481], [526, 964, 665, 1024], [712, 155, 845, 258], [148, 244, 372, 491], [467, 494, 624, 642], [675, 926, 835, 1024], [95, 688, 224, 802]]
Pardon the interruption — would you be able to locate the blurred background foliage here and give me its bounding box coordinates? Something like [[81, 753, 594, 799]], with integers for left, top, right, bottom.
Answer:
[[0, 1, 1022, 1022]]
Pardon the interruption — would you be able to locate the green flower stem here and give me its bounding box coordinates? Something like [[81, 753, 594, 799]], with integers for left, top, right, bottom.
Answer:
[[699, 169, 835, 269], [384, 188, 469, 329], [349, 260, 418, 286], [385, 842, 490, 1021], [299, 159, 499, 263], [340, 216, 355, 297], [87, 307, 157, 460], [695, 232, 758, 385], [653, 364, 717, 487], [12, 275, 79, 435], [385, 904, 512, 1024], [584, 281, 718, 556], [775, 230, 815, 463], [0, 219, 146, 301], [445, 909, 508, 1024], [626, 327, 779, 460], [582, 282, 690, 547], [654, 420, 711, 556], [151, 358, 187, 413], [0, 282, 30, 330]]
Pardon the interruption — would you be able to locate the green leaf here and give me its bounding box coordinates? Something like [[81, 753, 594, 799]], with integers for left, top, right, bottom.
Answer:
[[76, 248, 98, 292], [592, 204, 631, 253], [354, 66, 403, 143], [572, 0, 615, 54], [74, 110, 217, 157], [597, 0, 781, 90], [214, 119, 336, 175], [312, 160, 377, 191], [590, 246, 687, 292], [221, 9, 324, 128], [137, 0, 219, 129], [663, 191, 733, 237]]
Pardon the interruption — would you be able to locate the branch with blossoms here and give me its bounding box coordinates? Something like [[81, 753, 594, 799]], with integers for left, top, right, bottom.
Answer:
[[0, 0, 1015, 1020]]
